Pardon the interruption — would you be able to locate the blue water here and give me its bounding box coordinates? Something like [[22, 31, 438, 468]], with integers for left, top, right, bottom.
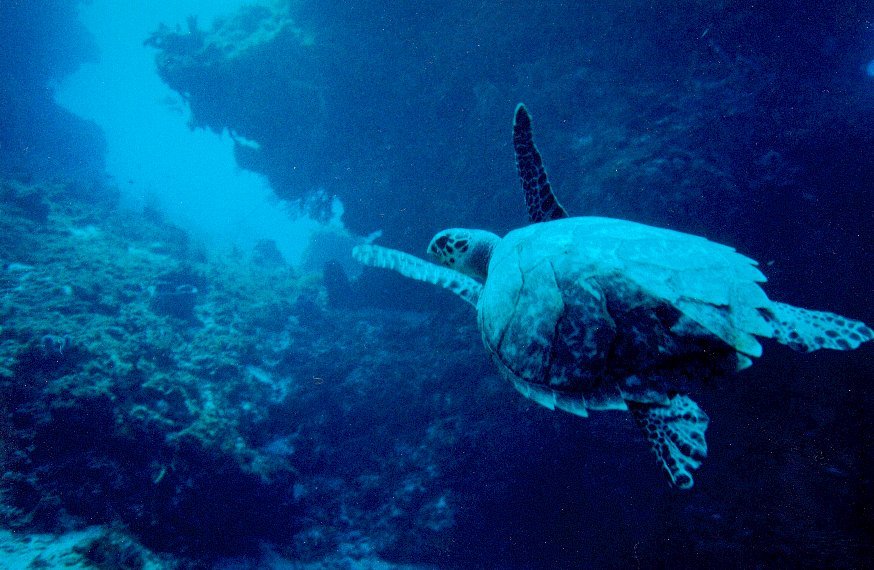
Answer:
[[1, 1, 872, 568]]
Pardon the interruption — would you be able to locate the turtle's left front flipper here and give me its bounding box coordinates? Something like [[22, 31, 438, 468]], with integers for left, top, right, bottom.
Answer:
[[353, 244, 483, 308], [627, 395, 709, 490]]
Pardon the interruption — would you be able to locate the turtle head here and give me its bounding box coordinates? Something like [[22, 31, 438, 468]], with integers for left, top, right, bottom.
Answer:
[[427, 228, 499, 281]]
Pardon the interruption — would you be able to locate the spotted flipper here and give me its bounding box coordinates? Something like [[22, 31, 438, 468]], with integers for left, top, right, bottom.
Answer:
[[513, 104, 568, 223], [767, 302, 873, 352], [628, 395, 709, 490], [352, 244, 482, 307]]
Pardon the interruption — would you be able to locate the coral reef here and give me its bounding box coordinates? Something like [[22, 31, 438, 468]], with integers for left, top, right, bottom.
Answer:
[[1, 170, 872, 567], [0, 178, 306, 554], [0, 176, 498, 565]]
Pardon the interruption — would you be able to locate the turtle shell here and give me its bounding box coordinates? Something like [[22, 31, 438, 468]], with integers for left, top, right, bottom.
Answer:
[[477, 217, 773, 410]]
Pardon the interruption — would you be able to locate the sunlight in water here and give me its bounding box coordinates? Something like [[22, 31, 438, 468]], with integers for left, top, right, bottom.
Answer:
[[55, 0, 328, 265]]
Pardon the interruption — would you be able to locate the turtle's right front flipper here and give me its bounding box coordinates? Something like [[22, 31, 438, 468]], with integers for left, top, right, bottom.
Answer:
[[626, 395, 709, 490], [353, 244, 483, 308]]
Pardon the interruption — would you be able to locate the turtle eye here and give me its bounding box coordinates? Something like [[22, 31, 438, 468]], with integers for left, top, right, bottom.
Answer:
[[435, 235, 449, 250]]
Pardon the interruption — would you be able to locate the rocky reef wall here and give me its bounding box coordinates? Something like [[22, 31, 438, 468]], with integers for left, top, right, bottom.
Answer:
[[146, 1, 874, 279], [0, 0, 106, 182]]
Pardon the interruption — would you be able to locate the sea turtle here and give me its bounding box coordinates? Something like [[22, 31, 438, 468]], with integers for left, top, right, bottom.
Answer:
[[352, 104, 873, 489]]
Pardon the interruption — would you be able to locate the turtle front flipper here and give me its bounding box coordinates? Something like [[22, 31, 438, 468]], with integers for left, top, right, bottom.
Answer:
[[626, 395, 709, 489], [513, 104, 568, 223], [353, 244, 483, 307]]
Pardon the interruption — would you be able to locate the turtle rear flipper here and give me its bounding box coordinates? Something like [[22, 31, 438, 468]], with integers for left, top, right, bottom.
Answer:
[[766, 302, 873, 352], [627, 395, 709, 490], [353, 244, 483, 307]]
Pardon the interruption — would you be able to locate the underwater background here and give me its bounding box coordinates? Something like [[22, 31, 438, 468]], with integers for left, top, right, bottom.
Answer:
[[1, 1, 873, 568]]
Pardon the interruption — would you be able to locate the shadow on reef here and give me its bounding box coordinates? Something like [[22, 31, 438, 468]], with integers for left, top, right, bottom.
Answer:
[[149, 267, 207, 323]]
